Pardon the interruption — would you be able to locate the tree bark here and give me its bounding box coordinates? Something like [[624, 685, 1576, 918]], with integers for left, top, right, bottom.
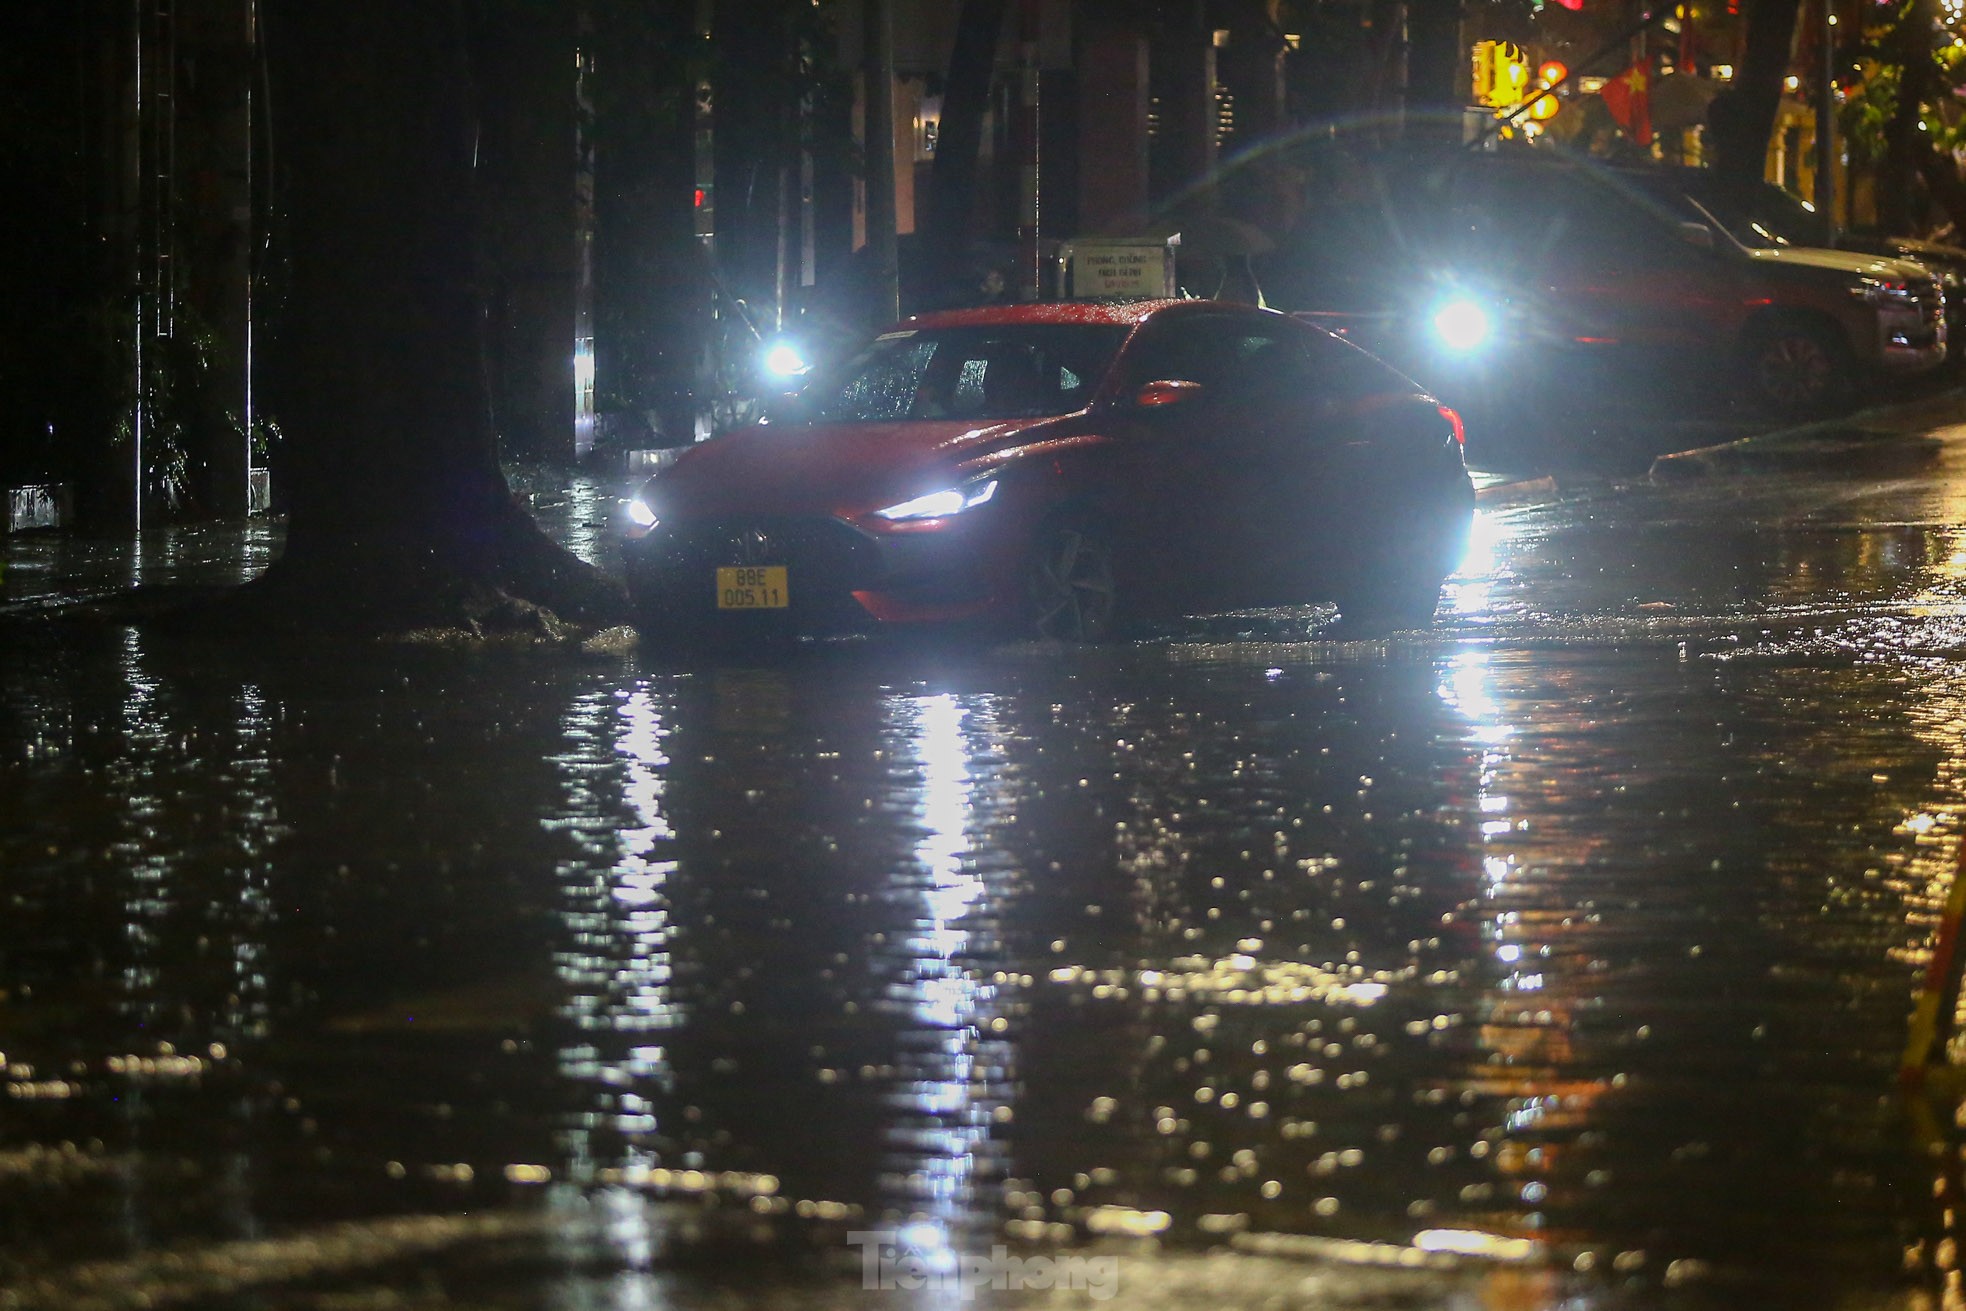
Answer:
[[1218, 0, 1285, 140], [474, 0, 579, 465], [590, 0, 702, 452], [1882, 0, 1937, 234], [228, 0, 626, 636], [1915, 139, 1966, 236], [1709, 0, 1804, 184], [927, 0, 1009, 305], [1150, 0, 1215, 203], [1402, 0, 1464, 144]]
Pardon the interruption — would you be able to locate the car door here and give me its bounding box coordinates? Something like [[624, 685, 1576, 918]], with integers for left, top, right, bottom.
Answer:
[[1106, 313, 1353, 608], [1474, 164, 1736, 358]]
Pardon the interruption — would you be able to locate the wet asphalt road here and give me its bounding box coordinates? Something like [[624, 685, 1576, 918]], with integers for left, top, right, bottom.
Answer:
[[7, 430, 1966, 1309]]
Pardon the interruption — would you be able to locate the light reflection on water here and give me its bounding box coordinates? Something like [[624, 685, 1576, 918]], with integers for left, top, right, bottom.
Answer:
[[1, 521, 279, 612], [551, 686, 679, 1183], [4, 497, 1965, 1307], [876, 693, 1014, 1266], [1445, 510, 1502, 620], [114, 627, 172, 1035]]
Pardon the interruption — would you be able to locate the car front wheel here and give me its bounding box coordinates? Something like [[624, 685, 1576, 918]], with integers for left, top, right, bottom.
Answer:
[[1021, 519, 1117, 641], [1744, 318, 1854, 417]]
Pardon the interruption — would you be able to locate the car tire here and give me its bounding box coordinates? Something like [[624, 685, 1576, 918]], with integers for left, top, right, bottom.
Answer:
[[1021, 517, 1118, 641], [1744, 318, 1854, 417], [1330, 484, 1467, 636]]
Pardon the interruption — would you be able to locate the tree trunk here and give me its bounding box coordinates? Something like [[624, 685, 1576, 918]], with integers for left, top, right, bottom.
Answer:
[[1709, 0, 1804, 184], [1402, 0, 1463, 145], [1150, 0, 1215, 202], [1217, 0, 1285, 142], [590, 0, 702, 452], [926, 0, 1009, 306], [1914, 140, 1966, 236], [474, 0, 579, 465], [1882, 0, 1936, 234], [227, 0, 626, 636]]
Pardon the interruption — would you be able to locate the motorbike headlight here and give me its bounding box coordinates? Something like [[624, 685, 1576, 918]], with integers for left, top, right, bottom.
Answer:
[[762, 337, 811, 381], [626, 498, 658, 529], [1431, 298, 1493, 352], [871, 480, 998, 523]]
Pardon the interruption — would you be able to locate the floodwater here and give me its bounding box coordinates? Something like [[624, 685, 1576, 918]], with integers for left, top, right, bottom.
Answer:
[[7, 451, 1966, 1309]]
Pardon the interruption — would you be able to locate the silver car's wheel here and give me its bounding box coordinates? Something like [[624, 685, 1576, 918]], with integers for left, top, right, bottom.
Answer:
[[1024, 521, 1116, 641], [1747, 321, 1851, 416]]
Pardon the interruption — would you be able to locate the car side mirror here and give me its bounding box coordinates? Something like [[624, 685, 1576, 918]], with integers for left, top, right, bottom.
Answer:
[[1678, 221, 1716, 249], [1133, 379, 1205, 409]]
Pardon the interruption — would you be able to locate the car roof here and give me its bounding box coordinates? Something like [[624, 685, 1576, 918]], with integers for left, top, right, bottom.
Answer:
[[898, 299, 1200, 331], [1613, 163, 1748, 189]]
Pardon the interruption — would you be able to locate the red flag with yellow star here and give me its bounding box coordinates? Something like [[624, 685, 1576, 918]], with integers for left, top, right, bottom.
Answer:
[[1600, 61, 1653, 146]]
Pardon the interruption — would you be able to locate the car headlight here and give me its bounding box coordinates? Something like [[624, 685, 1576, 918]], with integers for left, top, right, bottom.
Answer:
[[762, 337, 810, 381], [1431, 298, 1493, 352], [872, 480, 998, 522], [626, 498, 658, 528]]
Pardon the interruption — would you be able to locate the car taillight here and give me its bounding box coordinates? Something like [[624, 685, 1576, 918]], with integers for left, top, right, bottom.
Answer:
[[1437, 404, 1466, 446]]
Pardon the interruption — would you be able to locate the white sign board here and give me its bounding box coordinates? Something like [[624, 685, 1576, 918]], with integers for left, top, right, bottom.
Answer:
[[1061, 239, 1178, 298]]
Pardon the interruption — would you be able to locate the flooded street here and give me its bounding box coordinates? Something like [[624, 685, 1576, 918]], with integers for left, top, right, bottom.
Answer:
[[9, 445, 1966, 1308]]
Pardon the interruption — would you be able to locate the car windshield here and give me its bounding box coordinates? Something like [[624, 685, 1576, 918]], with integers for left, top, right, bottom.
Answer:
[[1646, 189, 1740, 244], [795, 323, 1131, 423], [1711, 184, 1832, 249], [1631, 174, 1830, 249]]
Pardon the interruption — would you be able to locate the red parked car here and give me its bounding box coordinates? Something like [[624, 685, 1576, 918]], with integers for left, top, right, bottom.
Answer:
[[620, 300, 1475, 640]]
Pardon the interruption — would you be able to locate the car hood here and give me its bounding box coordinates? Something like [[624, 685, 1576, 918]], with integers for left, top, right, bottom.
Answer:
[[1744, 245, 1931, 283], [646, 414, 1066, 518], [1844, 233, 1966, 271]]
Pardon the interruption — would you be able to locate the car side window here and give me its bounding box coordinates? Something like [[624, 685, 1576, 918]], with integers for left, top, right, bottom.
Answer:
[[1236, 327, 1408, 428], [1120, 323, 1233, 391], [1487, 170, 1687, 269], [917, 341, 1044, 418], [1221, 331, 1317, 401], [1122, 320, 1313, 394], [949, 357, 990, 411], [1120, 320, 1356, 444], [911, 333, 1110, 420], [1427, 167, 1572, 271]]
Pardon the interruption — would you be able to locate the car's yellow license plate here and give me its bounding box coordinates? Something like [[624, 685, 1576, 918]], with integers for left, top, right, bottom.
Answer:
[[715, 565, 789, 609]]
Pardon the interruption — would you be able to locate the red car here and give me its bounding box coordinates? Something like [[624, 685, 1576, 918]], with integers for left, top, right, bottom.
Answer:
[[621, 300, 1475, 640]]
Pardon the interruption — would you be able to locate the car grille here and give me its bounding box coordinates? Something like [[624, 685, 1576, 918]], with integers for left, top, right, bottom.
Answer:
[[627, 515, 881, 629], [1895, 277, 1947, 347], [1913, 278, 1945, 325]]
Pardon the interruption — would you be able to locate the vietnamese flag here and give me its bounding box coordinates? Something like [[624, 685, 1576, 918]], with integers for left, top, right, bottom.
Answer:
[[1600, 61, 1653, 145]]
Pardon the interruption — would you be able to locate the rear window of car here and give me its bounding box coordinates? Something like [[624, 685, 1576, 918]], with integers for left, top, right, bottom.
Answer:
[[800, 324, 1132, 423]]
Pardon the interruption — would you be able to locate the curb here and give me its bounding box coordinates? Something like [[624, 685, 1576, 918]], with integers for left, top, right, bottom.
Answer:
[[1649, 429, 1946, 483], [1648, 387, 1966, 483]]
